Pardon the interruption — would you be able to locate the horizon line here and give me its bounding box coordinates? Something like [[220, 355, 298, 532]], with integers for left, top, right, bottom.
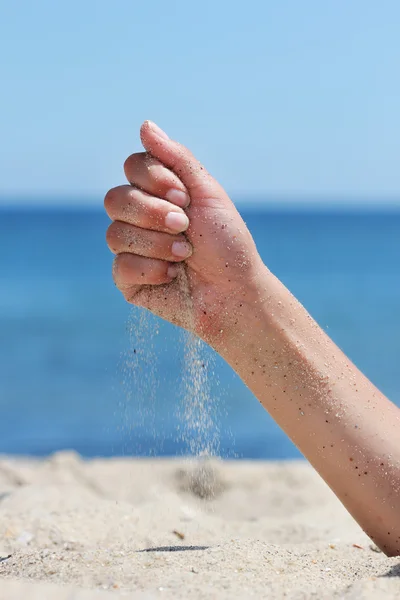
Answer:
[[1, 194, 400, 208]]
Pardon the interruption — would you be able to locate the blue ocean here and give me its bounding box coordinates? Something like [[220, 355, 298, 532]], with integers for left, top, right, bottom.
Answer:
[[0, 207, 399, 459]]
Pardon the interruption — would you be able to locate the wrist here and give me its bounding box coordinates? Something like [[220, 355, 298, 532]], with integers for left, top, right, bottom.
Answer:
[[209, 266, 326, 373], [206, 263, 278, 355]]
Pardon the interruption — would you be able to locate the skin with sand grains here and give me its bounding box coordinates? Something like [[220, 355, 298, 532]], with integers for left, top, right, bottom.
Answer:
[[105, 120, 400, 557]]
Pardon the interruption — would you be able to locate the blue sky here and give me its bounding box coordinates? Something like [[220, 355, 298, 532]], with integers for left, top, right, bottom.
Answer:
[[1, 0, 400, 205]]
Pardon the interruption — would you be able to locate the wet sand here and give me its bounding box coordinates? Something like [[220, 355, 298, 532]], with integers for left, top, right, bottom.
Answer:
[[0, 452, 399, 599]]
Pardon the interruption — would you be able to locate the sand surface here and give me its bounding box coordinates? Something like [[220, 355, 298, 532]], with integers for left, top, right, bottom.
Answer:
[[0, 452, 399, 599]]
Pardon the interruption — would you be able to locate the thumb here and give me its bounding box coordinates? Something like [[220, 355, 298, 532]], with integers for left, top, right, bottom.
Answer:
[[140, 121, 227, 204]]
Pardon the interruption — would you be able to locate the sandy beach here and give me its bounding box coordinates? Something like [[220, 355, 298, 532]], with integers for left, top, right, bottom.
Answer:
[[0, 452, 399, 599]]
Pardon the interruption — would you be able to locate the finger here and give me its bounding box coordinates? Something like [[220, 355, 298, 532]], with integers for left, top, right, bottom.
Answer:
[[113, 253, 179, 288], [106, 221, 192, 262], [104, 185, 189, 234], [123, 152, 190, 208], [139, 121, 228, 205]]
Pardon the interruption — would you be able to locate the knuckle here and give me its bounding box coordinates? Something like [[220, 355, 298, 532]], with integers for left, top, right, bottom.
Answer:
[[106, 222, 121, 252], [123, 154, 134, 176], [104, 187, 117, 213], [113, 253, 130, 280], [104, 186, 129, 218], [123, 152, 146, 177]]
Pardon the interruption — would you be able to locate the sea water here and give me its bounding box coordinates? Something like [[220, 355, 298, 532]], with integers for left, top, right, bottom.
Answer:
[[0, 206, 399, 458]]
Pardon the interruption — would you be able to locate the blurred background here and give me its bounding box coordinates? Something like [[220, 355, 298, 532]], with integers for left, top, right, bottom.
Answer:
[[0, 0, 399, 459]]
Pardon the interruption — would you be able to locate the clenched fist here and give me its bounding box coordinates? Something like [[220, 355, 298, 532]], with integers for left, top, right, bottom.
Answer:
[[105, 121, 265, 344]]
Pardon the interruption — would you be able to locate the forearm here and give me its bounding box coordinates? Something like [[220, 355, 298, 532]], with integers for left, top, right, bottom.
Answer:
[[213, 267, 400, 556], [110, 123, 400, 554]]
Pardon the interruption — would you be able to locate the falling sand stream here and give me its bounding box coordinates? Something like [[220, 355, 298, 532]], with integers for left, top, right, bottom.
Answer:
[[120, 264, 222, 497]]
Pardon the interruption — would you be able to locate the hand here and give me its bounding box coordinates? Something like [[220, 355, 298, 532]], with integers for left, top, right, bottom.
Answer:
[[106, 124, 400, 556], [105, 121, 265, 344]]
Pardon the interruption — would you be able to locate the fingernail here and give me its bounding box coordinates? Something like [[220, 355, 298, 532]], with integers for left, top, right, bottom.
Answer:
[[165, 212, 189, 232], [165, 189, 190, 208], [172, 240, 192, 258], [148, 121, 170, 140], [167, 264, 179, 278]]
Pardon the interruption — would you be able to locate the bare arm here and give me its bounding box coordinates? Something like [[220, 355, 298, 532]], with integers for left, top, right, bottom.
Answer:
[[105, 121, 400, 556], [213, 268, 400, 556]]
